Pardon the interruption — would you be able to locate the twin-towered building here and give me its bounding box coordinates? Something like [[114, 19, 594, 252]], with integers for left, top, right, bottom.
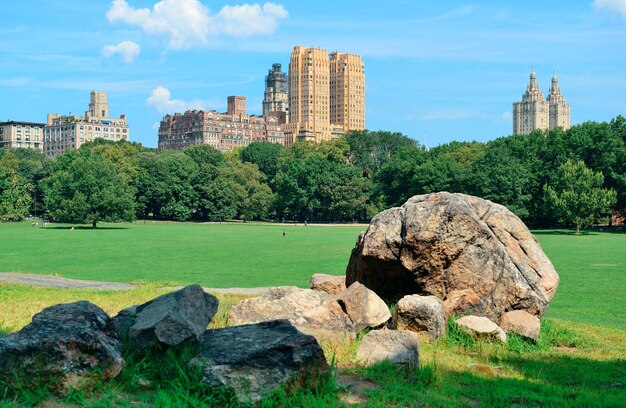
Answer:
[[158, 45, 366, 151], [513, 70, 570, 135]]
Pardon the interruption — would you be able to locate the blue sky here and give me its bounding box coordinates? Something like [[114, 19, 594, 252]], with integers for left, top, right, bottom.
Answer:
[[1, 0, 626, 148]]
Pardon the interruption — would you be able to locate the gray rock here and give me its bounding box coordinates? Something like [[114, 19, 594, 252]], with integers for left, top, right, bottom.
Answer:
[[0, 301, 124, 396], [346, 192, 560, 319], [227, 286, 355, 342], [499, 310, 541, 341], [356, 329, 420, 367], [456, 315, 507, 343], [113, 284, 218, 353], [336, 282, 391, 330], [310, 273, 347, 295], [189, 319, 328, 404], [394, 294, 446, 340]]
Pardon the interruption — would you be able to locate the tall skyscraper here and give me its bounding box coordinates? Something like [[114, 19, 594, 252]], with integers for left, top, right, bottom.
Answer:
[[513, 70, 570, 135], [262, 63, 288, 124], [285, 46, 365, 145], [330, 52, 365, 131]]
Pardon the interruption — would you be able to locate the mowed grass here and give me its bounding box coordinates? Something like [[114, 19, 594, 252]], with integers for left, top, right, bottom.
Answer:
[[0, 222, 624, 329], [0, 221, 364, 288]]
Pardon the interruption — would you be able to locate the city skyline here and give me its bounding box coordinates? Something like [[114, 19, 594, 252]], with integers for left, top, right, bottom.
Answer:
[[1, 1, 626, 149]]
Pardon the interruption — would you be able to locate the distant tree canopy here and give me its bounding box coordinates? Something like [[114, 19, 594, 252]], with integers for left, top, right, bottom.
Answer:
[[2, 116, 626, 232]]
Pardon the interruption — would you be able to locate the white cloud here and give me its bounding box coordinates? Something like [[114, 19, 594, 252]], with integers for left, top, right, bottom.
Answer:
[[501, 111, 512, 122], [146, 87, 206, 113], [593, 0, 626, 17], [105, 0, 288, 49], [216, 3, 289, 37], [102, 41, 141, 64]]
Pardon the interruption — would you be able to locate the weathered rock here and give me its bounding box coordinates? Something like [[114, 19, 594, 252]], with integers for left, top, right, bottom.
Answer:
[[189, 319, 328, 404], [310, 273, 347, 295], [113, 284, 218, 353], [356, 329, 420, 367], [228, 286, 355, 341], [443, 289, 482, 316], [336, 282, 391, 330], [394, 294, 446, 340], [456, 316, 507, 343], [346, 192, 560, 319], [0, 301, 124, 396], [499, 310, 541, 341]]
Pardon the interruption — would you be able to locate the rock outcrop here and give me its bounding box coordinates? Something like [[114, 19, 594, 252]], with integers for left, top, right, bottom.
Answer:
[[113, 284, 218, 353], [189, 319, 328, 404], [0, 301, 124, 396], [499, 310, 541, 341], [455, 315, 507, 343], [310, 273, 347, 295], [227, 286, 356, 341], [346, 192, 560, 319], [356, 330, 420, 367], [336, 282, 391, 330], [394, 294, 446, 340]]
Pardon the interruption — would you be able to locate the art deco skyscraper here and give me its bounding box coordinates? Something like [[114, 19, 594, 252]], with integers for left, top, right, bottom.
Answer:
[[262, 63, 289, 124], [330, 52, 365, 131], [547, 72, 570, 131], [285, 46, 365, 145]]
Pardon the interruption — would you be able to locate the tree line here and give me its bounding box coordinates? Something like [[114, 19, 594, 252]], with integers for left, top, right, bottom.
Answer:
[[1, 115, 624, 231]]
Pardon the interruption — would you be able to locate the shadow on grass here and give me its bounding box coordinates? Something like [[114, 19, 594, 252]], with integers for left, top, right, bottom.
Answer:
[[532, 230, 597, 236], [44, 226, 129, 231], [362, 353, 625, 407]]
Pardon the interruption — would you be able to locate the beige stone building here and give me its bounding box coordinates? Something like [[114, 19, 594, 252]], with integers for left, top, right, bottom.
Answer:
[[262, 63, 289, 124], [285, 46, 365, 145], [158, 96, 285, 151], [513, 70, 570, 135], [44, 91, 129, 157], [0, 121, 45, 151]]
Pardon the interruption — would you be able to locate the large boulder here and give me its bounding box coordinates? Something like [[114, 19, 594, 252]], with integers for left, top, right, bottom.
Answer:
[[394, 294, 446, 340], [189, 319, 328, 404], [499, 310, 541, 341], [0, 301, 124, 396], [336, 282, 391, 330], [310, 273, 347, 295], [113, 284, 218, 353], [356, 329, 420, 367], [456, 316, 507, 343], [227, 286, 356, 341], [346, 192, 559, 319]]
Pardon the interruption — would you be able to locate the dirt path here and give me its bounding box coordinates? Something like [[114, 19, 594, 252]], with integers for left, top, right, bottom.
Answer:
[[0, 272, 269, 295]]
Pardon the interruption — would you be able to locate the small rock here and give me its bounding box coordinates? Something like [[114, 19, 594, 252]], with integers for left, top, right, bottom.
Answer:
[[310, 273, 347, 295], [499, 310, 541, 341], [356, 329, 420, 367], [0, 301, 124, 396], [394, 294, 446, 340], [189, 319, 328, 404], [336, 282, 391, 330], [456, 316, 507, 343], [227, 286, 355, 342], [113, 284, 218, 353]]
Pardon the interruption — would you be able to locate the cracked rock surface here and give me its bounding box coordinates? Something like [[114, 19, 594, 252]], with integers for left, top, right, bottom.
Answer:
[[346, 192, 559, 319]]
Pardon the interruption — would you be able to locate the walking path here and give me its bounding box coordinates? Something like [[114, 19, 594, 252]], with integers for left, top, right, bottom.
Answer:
[[0, 272, 269, 295]]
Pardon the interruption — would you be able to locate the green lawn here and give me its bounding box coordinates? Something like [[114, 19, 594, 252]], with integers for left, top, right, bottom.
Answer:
[[0, 221, 624, 330]]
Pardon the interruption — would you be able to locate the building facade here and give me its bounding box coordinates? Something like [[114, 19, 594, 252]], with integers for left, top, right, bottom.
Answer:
[[285, 46, 365, 145], [0, 121, 45, 151], [513, 70, 570, 135], [158, 96, 285, 151], [43, 91, 129, 157], [262, 63, 289, 124]]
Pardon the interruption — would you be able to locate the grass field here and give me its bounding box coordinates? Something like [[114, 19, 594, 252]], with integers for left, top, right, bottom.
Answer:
[[1, 221, 625, 407]]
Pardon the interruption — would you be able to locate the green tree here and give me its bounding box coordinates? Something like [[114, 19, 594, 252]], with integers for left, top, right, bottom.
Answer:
[[240, 141, 283, 187], [0, 166, 33, 220], [544, 160, 617, 235], [42, 151, 136, 228]]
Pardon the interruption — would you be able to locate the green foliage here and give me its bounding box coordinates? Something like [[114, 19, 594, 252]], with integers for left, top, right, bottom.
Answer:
[[240, 141, 283, 186], [0, 167, 32, 220], [41, 150, 136, 227], [544, 160, 617, 234]]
